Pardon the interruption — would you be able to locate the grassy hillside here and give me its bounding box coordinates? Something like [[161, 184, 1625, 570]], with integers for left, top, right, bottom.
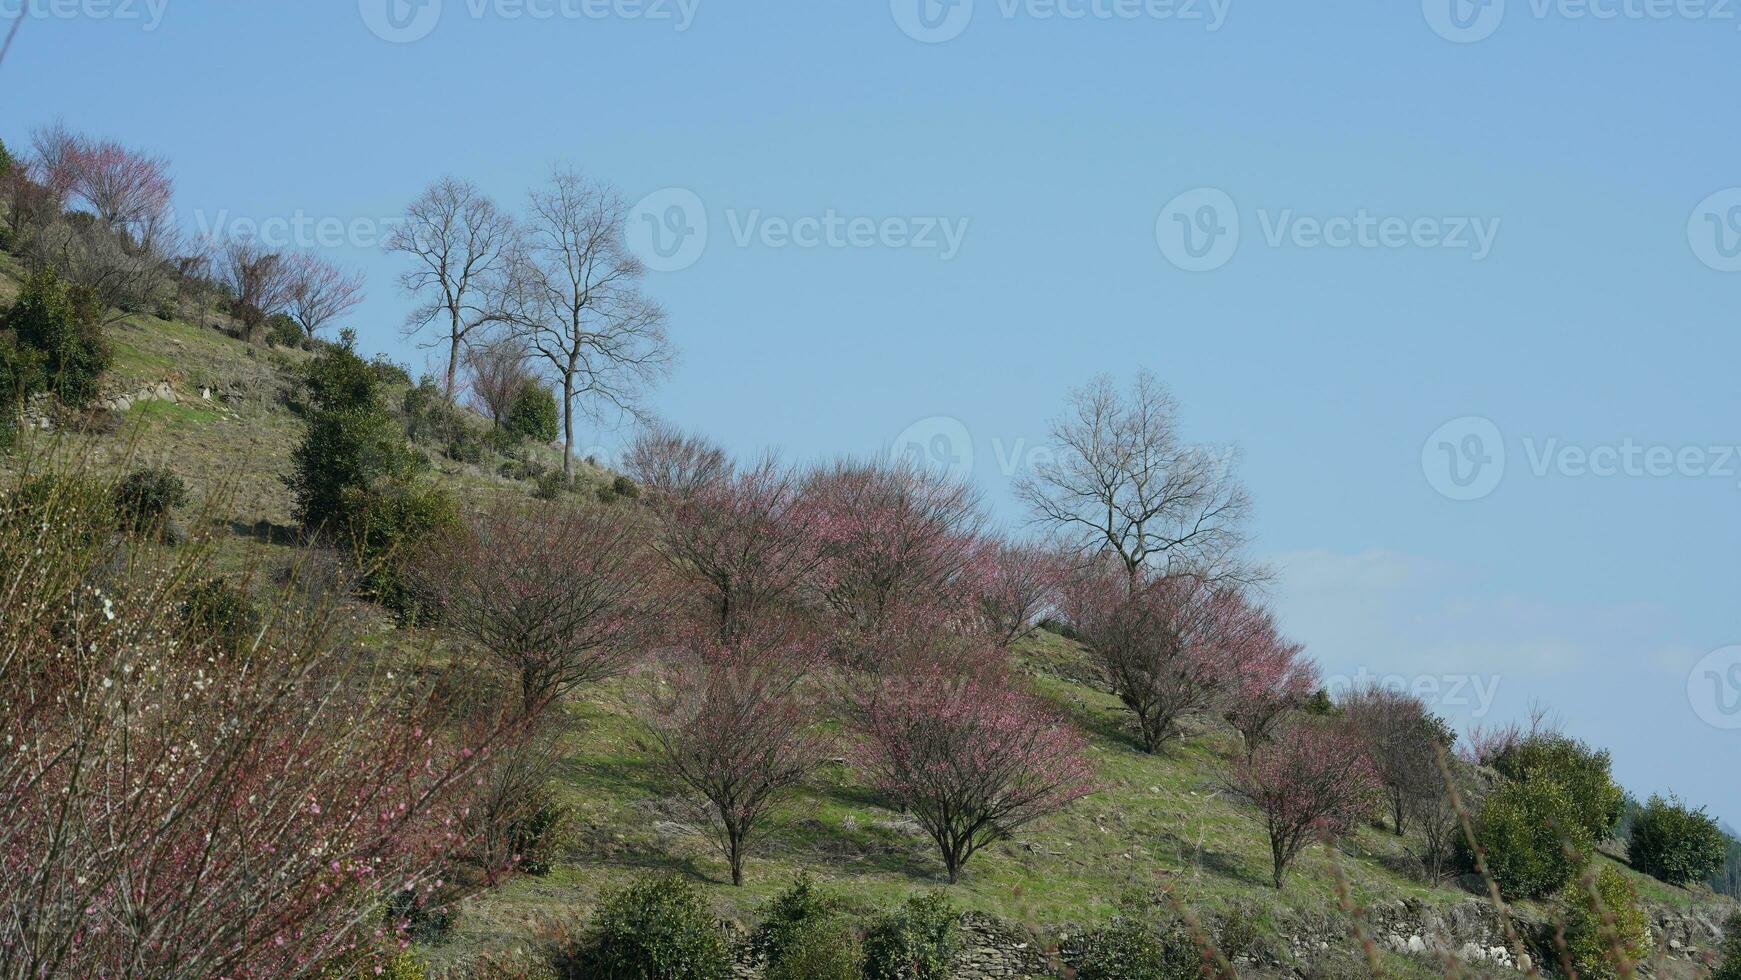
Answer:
[[3, 275, 1732, 978]]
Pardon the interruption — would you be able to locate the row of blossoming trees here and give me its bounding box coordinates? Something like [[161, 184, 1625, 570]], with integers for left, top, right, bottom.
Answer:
[[403, 370, 1387, 892]]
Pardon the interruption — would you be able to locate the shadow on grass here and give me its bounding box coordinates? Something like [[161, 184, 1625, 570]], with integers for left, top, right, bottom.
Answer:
[[228, 518, 300, 546], [1156, 830, 1272, 889]]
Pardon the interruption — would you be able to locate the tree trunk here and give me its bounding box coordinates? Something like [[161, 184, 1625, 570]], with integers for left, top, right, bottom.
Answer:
[[728, 828, 745, 886], [561, 376, 575, 478], [445, 327, 461, 401]]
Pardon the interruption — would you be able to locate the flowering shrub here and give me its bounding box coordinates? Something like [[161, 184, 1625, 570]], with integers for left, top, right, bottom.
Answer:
[[628, 427, 822, 641], [1063, 564, 1242, 752], [646, 634, 828, 886], [1226, 720, 1380, 889], [410, 497, 652, 713], [0, 462, 511, 978], [801, 458, 988, 665], [852, 674, 1093, 882]]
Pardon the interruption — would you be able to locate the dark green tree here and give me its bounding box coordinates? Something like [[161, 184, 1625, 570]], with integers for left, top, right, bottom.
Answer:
[[2, 270, 111, 408], [1493, 733, 1625, 842], [504, 382, 560, 443], [1628, 793, 1729, 886]]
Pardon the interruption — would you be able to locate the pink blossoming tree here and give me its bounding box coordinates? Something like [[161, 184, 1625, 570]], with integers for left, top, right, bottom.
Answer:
[[852, 675, 1093, 883], [1227, 720, 1380, 889]]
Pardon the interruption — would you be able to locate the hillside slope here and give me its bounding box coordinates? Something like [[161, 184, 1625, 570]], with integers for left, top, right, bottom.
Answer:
[[3, 279, 1733, 979]]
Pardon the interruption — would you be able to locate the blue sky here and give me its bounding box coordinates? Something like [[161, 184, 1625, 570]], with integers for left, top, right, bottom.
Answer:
[[8, 0, 1740, 823]]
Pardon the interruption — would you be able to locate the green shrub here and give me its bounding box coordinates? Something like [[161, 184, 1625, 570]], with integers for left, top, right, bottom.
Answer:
[[504, 383, 559, 443], [610, 474, 640, 500], [2, 269, 111, 408], [765, 917, 862, 980], [862, 893, 959, 980], [290, 406, 417, 530], [1493, 734, 1624, 841], [376, 950, 427, 980], [752, 874, 842, 964], [340, 478, 459, 617], [1712, 910, 1741, 980], [264, 313, 304, 349], [370, 354, 413, 389], [301, 335, 381, 416], [0, 331, 46, 409], [575, 874, 731, 980], [1071, 894, 1201, 980], [509, 797, 571, 877], [1627, 793, 1729, 886], [181, 577, 261, 655], [533, 471, 570, 501], [1460, 778, 1594, 899], [0, 137, 13, 180], [113, 466, 188, 532], [1557, 865, 1652, 979]]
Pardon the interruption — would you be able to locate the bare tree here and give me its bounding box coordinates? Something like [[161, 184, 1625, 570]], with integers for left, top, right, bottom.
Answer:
[[465, 334, 534, 425], [28, 122, 80, 209], [215, 239, 295, 341], [1017, 371, 1253, 591], [506, 167, 675, 477], [283, 251, 366, 340], [387, 177, 516, 399]]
